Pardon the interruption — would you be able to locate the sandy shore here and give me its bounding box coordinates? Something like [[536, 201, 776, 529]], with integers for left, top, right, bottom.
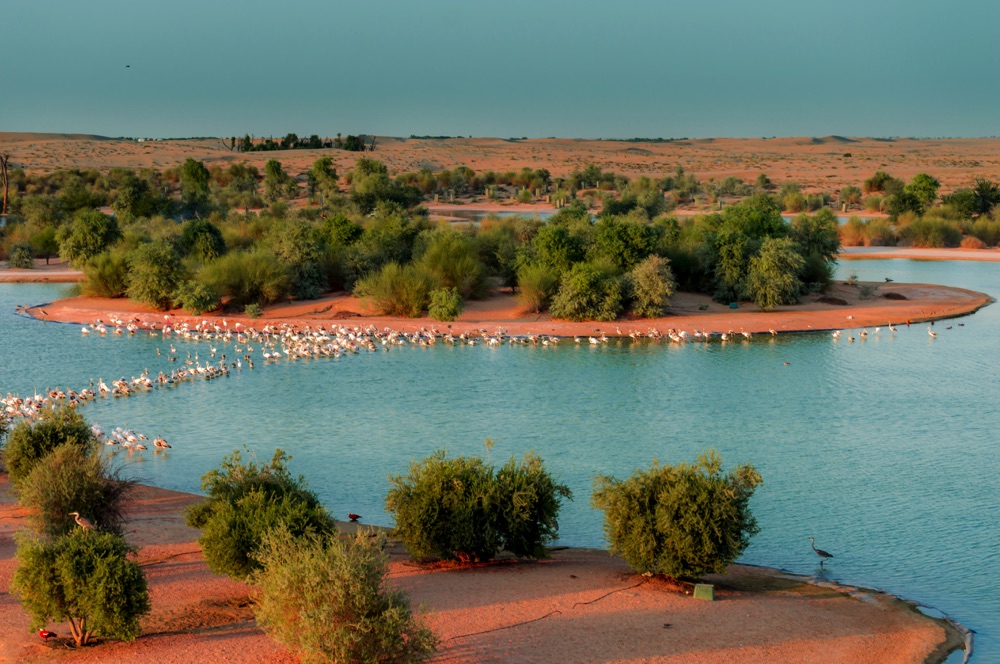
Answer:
[[0, 476, 964, 663], [0, 260, 83, 283]]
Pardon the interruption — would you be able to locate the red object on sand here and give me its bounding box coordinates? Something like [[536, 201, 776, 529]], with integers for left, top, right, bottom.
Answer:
[[348, 513, 361, 522], [39, 629, 57, 640]]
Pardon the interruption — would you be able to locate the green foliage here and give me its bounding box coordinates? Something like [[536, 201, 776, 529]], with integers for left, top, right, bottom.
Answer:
[[263, 159, 298, 203], [30, 225, 60, 264], [905, 173, 940, 208], [900, 218, 962, 248], [351, 159, 422, 213], [81, 249, 131, 298], [628, 255, 676, 318], [245, 303, 263, 318], [18, 443, 134, 538], [972, 177, 1000, 216], [589, 215, 659, 271], [3, 406, 96, 487], [428, 287, 463, 321], [550, 262, 626, 322], [179, 218, 226, 260], [307, 156, 339, 199], [386, 450, 570, 562], [839, 185, 862, 205], [186, 448, 335, 580], [58, 210, 121, 267], [354, 262, 436, 317], [199, 250, 291, 309], [863, 170, 900, 194], [416, 230, 489, 299], [12, 530, 150, 646], [791, 209, 841, 262], [111, 173, 161, 222], [711, 195, 787, 302], [180, 158, 211, 210], [532, 223, 585, 274], [745, 237, 806, 310], [173, 279, 219, 315], [253, 527, 438, 664], [7, 242, 35, 268], [324, 214, 363, 247], [126, 241, 185, 310], [591, 451, 762, 580], [264, 218, 325, 299], [516, 262, 560, 313], [887, 190, 924, 220]]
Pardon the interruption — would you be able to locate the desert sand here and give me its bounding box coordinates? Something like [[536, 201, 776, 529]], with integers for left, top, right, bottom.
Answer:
[[0, 476, 964, 663]]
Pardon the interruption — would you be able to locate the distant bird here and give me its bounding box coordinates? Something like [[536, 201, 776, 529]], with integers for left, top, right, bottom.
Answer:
[[928, 327, 937, 338], [348, 513, 362, 523], [125, 65, 130, 68], [38, 628, 57, 641], [68, 511, 96, 531], [884, 277, 893, 282], [808, 537, 834, 565]]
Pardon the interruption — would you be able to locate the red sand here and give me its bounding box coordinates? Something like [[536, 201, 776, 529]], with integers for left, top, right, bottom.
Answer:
[[0, 478, 962, 663]]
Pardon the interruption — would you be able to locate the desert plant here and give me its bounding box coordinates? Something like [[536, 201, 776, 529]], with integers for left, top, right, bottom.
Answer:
[[199, 249, 291, 309], [862, 195, 884, 213], [81, 250, 130, 297], [592, 450, 762, 579], [386, 450, 570, 563], [900, 219, 962, 248], [961, 235, 988, 249], [173, 279, 218, 315], [354, 262, 436, 317], [126, 241, 184, 310], [516, 262, 560, 313], [744, 237, 805, 310], [628, 255, 676, 318], [428, 287, 463, 321], [416, 230, 490, 299], [7, 242, 34, 268], [858, 283, 880, 300], [18, 443, 134, 538], [3, 406, 96, 487], [12, 530, 150, 647], [550, 262, 626, 322], [185, 448, 335, 580], [244, 302, 263, 318], [253, 527, 438, 664]]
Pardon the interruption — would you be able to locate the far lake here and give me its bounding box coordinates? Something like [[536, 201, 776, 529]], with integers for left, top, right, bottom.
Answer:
[[0, 258, 995, 661]]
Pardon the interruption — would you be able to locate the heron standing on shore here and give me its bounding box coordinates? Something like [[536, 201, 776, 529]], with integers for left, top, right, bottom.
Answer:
[[808, 537, 834, 565]]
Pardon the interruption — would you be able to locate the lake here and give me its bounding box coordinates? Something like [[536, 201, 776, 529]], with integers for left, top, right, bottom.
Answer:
[[1, 258, 996, 661]]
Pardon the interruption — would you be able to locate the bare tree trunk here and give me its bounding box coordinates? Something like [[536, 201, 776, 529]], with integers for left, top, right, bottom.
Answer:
[[0, 151, 10, 217]]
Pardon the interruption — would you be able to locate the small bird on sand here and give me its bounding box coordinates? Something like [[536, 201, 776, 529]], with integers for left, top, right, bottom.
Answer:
[[69, 511, 96, 530], [808, 537, 834, 565], [348, 513, 362, 522], [39, 628, 57, 641]]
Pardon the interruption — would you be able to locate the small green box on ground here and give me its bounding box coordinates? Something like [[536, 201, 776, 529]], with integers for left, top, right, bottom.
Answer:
[[693, 583, 715, 601]]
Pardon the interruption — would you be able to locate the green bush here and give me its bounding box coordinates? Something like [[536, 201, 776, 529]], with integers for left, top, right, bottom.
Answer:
[[126, 241, 185, 310], [12, 530, 150, 647], [354, 262, 436, 317], [592, 451, 762, 580], [185, 449, 336, 580], [900, 218, 963, 248], [970, 217, 1000, 246], [18, 443, 134, 538], [179, 218, 226, 260], [81, 249, 131, 298], [386, 450, 570, 562], [428, 287, 463, 321], [3, 407, 96, 487], [628, 255, 676, 318], [253, 527, 438, 664], [200, 250, 291, 309], [245, 302, 263, 318], [416, 230, 490, 299], [7, 242, 35, 268], [744, 237, 805, 310], [173, 279, 219, 315], [550, 262, 626, 322], [516, 262, 560, 313]]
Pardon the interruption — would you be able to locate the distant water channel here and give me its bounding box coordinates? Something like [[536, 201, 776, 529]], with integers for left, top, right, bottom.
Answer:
[[1, 259, 997, 661]]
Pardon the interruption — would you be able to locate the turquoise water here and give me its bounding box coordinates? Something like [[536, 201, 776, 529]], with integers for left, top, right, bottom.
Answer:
[[1, 259, 997, 660]]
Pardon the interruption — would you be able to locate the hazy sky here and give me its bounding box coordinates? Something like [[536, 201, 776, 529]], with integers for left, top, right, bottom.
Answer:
[[7, 0, 998, 139]]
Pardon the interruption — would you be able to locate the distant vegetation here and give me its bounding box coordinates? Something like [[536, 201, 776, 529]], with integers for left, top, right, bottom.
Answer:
[[2, 141, 999, 319]]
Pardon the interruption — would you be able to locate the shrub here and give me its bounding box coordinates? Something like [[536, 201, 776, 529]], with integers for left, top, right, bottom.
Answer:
[[628, 255, 676, 318], [244, 302, 263, 318], [179, 218, 226, 260], [7, 242, 35, 268], [57, 209, 121, 267], [81, 250, 130, 298], [969, 217, 1000, 246], [416, 230, 490, 299], [516, 263, 560, 313], [253, 527, 438, 664], [3, 407, 96, 487], [18, 444, 134, 538], [961, 235, 987, 249], [386, 450, 570, 563], [173, 279, 218, 315], [865, 218, 897, 246], [862, 194, 884, 213], [550, 262, 626, 322], [900, 219, 962, 248], [428, 287, 463, 321], [126, 241, 185, 310], [199, 250, 291, 309], [185, 448, 336, 580], [12, 530, 150, 647], [591, 450, 762, 580], [744, 237, 805, 310], [354, 262, 436, 317]]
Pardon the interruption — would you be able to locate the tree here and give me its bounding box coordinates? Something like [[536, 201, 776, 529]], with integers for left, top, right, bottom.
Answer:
[[905, 173, 940, 208], [179, 218, 226, 260], [745, 236, 805, 310], [791, 208, 840, 262], [57, 210, 121, 267], [532, 223, 585, 274], [592, 451, 762, 579], [12, 530, 151, 647], [3, 406, 95, 488], [972, 177, 1000, 217], [589, 215, 659, 271], [628, 255, 676, 318], [180, 158, 211, 212], [253, 527, 438, 663], [307, 156, 338, 199], [840, 185, 862, 206], [7, 242, 35, 269], [1, 149, 11, 216], [263, 159, 297, 203], [110, 172, 158, 221], [126, 241, 184, 310], [549, 262, 626, 322], [711, 195, 786, 302], [30, 226, 60, 265]]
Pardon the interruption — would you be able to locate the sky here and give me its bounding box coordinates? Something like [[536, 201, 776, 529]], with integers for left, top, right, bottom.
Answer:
[[6, 0, 999, 139]]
